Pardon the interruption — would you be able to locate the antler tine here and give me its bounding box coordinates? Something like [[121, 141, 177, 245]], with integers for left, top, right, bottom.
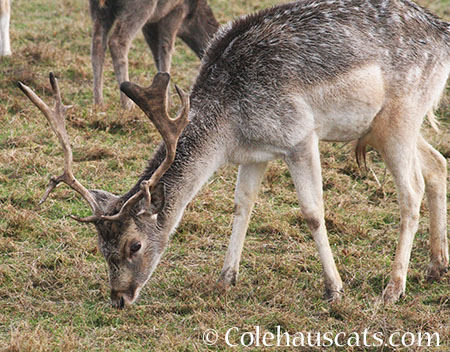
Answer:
[[19, 73, 103, 222], [102, 73, 189, 221], [147, 83, 189, 187]]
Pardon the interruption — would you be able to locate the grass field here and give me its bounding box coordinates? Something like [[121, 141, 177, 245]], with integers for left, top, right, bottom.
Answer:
[[0, 0, 449, 350]]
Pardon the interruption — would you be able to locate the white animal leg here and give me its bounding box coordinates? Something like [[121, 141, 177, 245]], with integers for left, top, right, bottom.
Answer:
[[0, 0, 11, 56], [285, 133, 343, 301], [218, 162, 267, 286]]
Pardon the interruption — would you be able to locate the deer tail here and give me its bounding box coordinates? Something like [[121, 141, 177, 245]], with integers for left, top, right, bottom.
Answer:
[[355, 137, 368, 171]]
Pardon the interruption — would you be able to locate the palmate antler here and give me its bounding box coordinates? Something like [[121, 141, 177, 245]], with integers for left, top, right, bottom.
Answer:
[[20, 72, 189, 223], [101, 72, 189, 221], [18, 73, 103, 222]]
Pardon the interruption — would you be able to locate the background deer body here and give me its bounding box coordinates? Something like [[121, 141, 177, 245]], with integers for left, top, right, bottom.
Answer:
[[0, 0, 11, 56], [23, 0, 449, 308], [90, 0, 218, 108]]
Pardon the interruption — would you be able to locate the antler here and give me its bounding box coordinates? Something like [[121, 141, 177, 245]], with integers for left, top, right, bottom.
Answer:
[[18, 73, 103, 222], [101, 72, 189, 221]]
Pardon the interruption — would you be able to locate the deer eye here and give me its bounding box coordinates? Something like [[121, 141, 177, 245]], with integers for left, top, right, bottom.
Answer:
[[130, 241, 142, 254]]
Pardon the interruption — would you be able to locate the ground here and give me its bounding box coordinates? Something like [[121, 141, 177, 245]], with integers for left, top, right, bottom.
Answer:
[[0, 0, 449, 351]]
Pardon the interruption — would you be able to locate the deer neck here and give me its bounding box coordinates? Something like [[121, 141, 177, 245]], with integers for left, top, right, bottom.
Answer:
[[123, 104, 230, 242]]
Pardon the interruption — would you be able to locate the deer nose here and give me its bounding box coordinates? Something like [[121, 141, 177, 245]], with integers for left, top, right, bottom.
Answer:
[[110, 290, 125, 309]]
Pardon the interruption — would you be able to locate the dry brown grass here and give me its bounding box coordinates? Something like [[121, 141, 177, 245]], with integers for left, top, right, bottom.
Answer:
[[0, 0, 449, 351]]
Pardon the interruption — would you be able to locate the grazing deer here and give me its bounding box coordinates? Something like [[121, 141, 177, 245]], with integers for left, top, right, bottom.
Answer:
[[21, 0, 449, 308], [0, 0, 11, 56], [90, 0, 218, 109]]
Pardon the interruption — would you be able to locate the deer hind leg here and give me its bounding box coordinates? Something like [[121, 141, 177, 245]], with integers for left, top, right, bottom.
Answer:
[[418, 135, 448, 281], [382, 151, 424, 304], [142, 23, 161, 71], [218, 162, 267, 288], [91, 18, 113, 105], [150, 6, 185, 73], [285, 134, 343, 301], [108, 15, 148, 110], [142, 11, 183, 107], [383, 152, 425, 304], [367, 107, 426, 304]]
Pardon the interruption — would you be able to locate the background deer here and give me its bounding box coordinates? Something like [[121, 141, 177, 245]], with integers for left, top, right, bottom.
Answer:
[[0, 0, 11, 56], [90, 0, 218, 109], [21, 0, 449, 308]]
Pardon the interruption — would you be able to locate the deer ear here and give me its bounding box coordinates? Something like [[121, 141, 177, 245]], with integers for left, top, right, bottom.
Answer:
[[149, 183, 166, 215], [89, 190, 120, 213], [136, 183, 166, 218]]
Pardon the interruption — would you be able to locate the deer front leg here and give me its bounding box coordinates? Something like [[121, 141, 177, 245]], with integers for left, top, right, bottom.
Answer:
[[218, 162, 267, 288], [285, 134, 343, 301]]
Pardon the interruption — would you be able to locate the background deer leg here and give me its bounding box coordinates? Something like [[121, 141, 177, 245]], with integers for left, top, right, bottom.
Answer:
[[152, 7, 184, 74], [108, 15, 148, 110], [286, 134, 343, 301], [91, 18, 112, 105], [142, 9, 185, 106], [218, 162, 267, 287], [142, 22, 161, 71], [417, 135, 448, 281]]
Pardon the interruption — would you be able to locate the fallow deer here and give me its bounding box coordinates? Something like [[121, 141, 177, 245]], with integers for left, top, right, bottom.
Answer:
[[90, 0, 218, 109], [0, 0, 11, 56], [21, 0, 449, 308]]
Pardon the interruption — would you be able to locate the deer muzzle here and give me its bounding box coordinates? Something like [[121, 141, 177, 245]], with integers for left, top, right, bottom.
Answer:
[[110, 286, 138, 309]]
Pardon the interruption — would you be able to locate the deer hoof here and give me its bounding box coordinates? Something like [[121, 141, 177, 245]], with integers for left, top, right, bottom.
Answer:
[[382, 280, 404, 305], [325, 287, 344, 302], [426, 263, 448, 283], [216, 267, 237, 290]]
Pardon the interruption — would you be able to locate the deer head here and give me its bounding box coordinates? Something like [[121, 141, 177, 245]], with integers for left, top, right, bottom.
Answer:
[[178, 0, 219, 58], [19, 72, 189, 308]]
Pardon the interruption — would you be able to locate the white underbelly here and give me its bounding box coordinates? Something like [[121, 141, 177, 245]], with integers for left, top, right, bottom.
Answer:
[[315, 104, 380, 141], [229, 144, 285, 164]]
